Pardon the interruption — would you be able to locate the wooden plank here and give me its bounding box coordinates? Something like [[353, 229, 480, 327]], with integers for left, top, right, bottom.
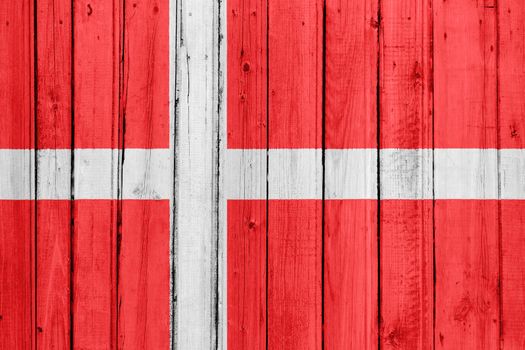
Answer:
[[0, 1, 34, 348], [268, 200, 322, 348], [226, 0, 267, 349], [268, 0, 322, 149], [175, 0, 218, 347], [379, 0, 433, 349], [72, 1, 121, 348], [433, 0, 499, 348], [118, 0, 171, 347], [227, 200, 266, 349], [35, 0, 72, 347], [121, 0, 170, 149], [498, 1, 525, 347], [118, 200, 170, 348], [0, 0, 34, 149], [500, 201, 525, 348], [324, 0, 378, 348], [267, 1, 322, 348], [324, 200, 378, 348]]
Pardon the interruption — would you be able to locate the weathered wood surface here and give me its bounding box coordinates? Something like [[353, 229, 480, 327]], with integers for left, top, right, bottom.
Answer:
[[2, 0, 525, 349]]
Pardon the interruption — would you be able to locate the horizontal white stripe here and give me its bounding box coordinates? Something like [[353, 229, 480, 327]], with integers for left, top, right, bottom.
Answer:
[[0, 149, 172, 200], [2, 148, 523, 200], [224, 149, 525, 200]]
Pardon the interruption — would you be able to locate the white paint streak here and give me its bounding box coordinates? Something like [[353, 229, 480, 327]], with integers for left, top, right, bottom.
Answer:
[[222, 148, 525, 200], [326, 149, 377, 199], [0, 149, 171, 200], [175, 0, 218, 347]]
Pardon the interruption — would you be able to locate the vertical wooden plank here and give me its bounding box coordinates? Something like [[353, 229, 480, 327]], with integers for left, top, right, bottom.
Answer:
[[324, 0, 378, 348], [379, 1, 434, 349], [118, 200, 170, 348], [0, 1, 34, 149], [324, 200, 378, 349], [268, 200, 322, 349], [498, 1, 525, 347], [267, 0, 323, 348], [433, 0, 499, 348], [0, 201, 34, 349], [118, 0, 171, 347], [268, 0, 322, 149], [500, 201, 525, 348], [72, 1, 121, 349], [226, 0, 267, 348], [0, 1, 34, 348], [35, 0, 72, 347], [227, 200, 266, 349], [175, 0, 218, 347]]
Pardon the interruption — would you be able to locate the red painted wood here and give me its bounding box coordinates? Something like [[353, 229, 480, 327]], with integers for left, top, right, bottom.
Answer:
[[379, 1, 434, 349], [121, 0, 169, 149], [36, 201, 71, 348], [117, 200, 170, 349], [433, 1, 500, 348], [0, 0, 34, 149], [324, 1, 378, 348], [227, 200, 266, 350], [227, 0, 267, 150], [433, 0, 497, 149], [267, 200, 322, 349], [0, 201, 34, 349], [35, 0, 72, 347], [73, 2, 120, 348], [380, 200, 433, 349], [227, 0, 267, 347], [0, 1, 35, 348], [324, 200, 378, 349], [268, 0, 323, 148], [74, 0, 121, 149], [498, 0, 525, 149], [73, 201, 118, 349], [499, 2, 525, 348], [435, 201, 500, 349], [325, 0, 377, 149], [500, 201, 525, 348]]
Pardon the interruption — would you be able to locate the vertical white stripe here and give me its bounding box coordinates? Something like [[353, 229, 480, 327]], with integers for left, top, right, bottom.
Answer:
[[175, 0, 218, 347]]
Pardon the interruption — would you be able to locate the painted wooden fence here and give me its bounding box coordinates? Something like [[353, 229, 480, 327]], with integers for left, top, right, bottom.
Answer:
[[1, 0, 524, 349]]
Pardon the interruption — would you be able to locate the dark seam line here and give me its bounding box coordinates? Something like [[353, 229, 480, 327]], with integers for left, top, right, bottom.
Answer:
[[265, 0, 270, 348], [116, 0, 126, 347], [495, 1, 503, 347], [321, 1, 326, 349], [69, 1, 76, 348], [33, 0, 38, 346], [171, 0, 180, 349], [214, 0, 222, 348], [376, 1, 382, 348], [431, 0, 436, 348]]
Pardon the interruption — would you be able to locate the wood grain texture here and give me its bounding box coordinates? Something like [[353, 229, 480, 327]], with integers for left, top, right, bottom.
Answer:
[[226, 0, 267, 348], [35, 0, 72, 347], [73, 1, 121, 348], [268, 200, 322, 349], [175, 0, 218, 347], [268, 0, 322, 149], [0, 1, 34, 348], [119, 0, 171, 347], [325, 200, 378, 349], [0, 0, 34, 149], [118, 200, 170, 349], [324, 0, 378, 348], [498, 1, 525, 348], [434, 0, 500, 348], [267, 1, 323, 348], [379, 1, 434, 349]]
